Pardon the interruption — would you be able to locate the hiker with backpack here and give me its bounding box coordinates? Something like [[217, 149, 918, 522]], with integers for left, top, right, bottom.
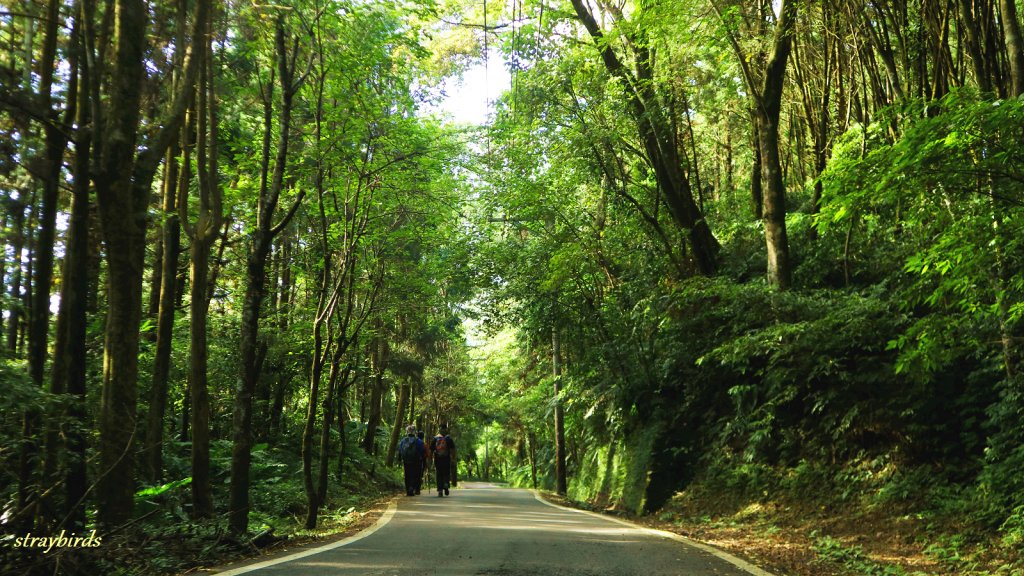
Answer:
[[398, 425, 426, 496], [431, 425, 456, 497]]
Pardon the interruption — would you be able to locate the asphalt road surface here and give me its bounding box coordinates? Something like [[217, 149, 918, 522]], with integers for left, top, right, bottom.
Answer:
[[215, 482, 773, 576]]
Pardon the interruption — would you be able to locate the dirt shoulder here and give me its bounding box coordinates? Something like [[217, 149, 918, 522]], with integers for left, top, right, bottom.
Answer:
[[536, 491, 1019, 576], [189, 493, 399, 575]]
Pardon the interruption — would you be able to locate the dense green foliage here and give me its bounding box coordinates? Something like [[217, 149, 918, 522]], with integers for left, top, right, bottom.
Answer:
[[3, 0, 1024, 574]]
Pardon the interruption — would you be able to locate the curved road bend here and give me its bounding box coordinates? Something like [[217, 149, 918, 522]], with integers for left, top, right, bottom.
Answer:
[[213, 482, 774, 576]]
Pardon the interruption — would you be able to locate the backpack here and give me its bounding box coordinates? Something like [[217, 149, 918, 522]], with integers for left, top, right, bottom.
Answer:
[[433, 435, 449, 458], [400, 437, 420, 465]]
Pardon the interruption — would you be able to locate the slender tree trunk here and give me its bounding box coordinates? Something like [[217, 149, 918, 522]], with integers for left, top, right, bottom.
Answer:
[[385, 382, 410, 467], [1000, 0, 1024, 96], [184, 14, 222, 517], [266, 237, 291, 444], [750, 117, 764, 221], [143, 0, 190, 480], [6, 199, 25, 352], [528, 431, 538, 489], [0, 207, 6, 339], [270, 373, 287, 441], [179, 379, 191, 442], [552, 326, 567, 495], [62, 41, 92, 528], [188, 232, 215, 517], [960, 0, 993, 92], [337, 374, 351, 480], [255, 247, 277, 441], [49, 5, 90, 530], [362, 372, 384, 455], [147, 232, 163, 321], [230, 223, 271, 534], [316, 355, 342, 507], [302, 289, 329, 529], [724, 125, 733, 197], [599, 438, 617, 501], [756, 0, 797, 290], [144, 138, 183, 483], [22, 0, 70, 527], [230, 16, 306, 534], [21, 214, 33, 357]]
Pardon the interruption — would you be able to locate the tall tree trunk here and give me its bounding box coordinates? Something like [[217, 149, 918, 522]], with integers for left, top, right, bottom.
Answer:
[[147, 229, 164, 321], [60, 21, 92, 527], [182, 11, 221, 518], [552, 326, 567, 495], [188, 234, 215, 518], [755, 0, 797, 290], [255, 246, 278, 442], [385, 382, 410, 467], [230, 16, 306, 534], [337, 375, 351, 480], [528, 432, 538, 489], [302, 268, 331, 530], [1000, 0, 1024, 96], [0, 207, 7, 339], [94, 0, 203, 527], [269, 373, 287, 441], [21, 0, 68, 527], [316, 353, 344, 507], [143, 11, 189, 467], [48, 5, 88, 530], [960, 0, 993, 92], [362, 371, 384, 455], [6, 198, 25, 352], [144, 135, 184, 483], [362, 333, 387, 454], [265, 237, 291, 444], [93, 0, 150, 527], [750, 117, 764, 221]]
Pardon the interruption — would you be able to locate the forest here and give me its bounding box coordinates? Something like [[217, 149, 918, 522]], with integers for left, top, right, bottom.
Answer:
[[2, 0, 1024, 574]]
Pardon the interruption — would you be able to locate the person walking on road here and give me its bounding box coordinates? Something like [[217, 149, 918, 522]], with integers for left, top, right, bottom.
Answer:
[[398, 425, 425, 496], [417, 430, 430, 493], [431, 425, 456, 496]]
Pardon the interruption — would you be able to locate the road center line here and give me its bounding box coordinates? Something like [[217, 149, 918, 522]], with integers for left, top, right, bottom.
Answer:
[[213, 500, 399, 575], [531, 490, 778, 576]]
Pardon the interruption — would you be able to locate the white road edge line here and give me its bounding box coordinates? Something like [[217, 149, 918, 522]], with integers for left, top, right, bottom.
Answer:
[[213, 500, 399, 575], [531, 490, 778, 576]]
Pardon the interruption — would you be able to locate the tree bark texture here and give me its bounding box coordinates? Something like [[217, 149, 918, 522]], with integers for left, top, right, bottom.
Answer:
[[1000, 0, 1024, 96], [94, 0, 203, 527], [755, 0, 797, 290], [93, 0, 149, 527]]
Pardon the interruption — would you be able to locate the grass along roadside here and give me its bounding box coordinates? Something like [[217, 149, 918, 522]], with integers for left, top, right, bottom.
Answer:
[[537, 470, 1023, 576]]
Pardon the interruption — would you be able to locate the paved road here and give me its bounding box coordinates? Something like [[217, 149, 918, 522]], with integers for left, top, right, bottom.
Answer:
[[215, 483, 772, 576]]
